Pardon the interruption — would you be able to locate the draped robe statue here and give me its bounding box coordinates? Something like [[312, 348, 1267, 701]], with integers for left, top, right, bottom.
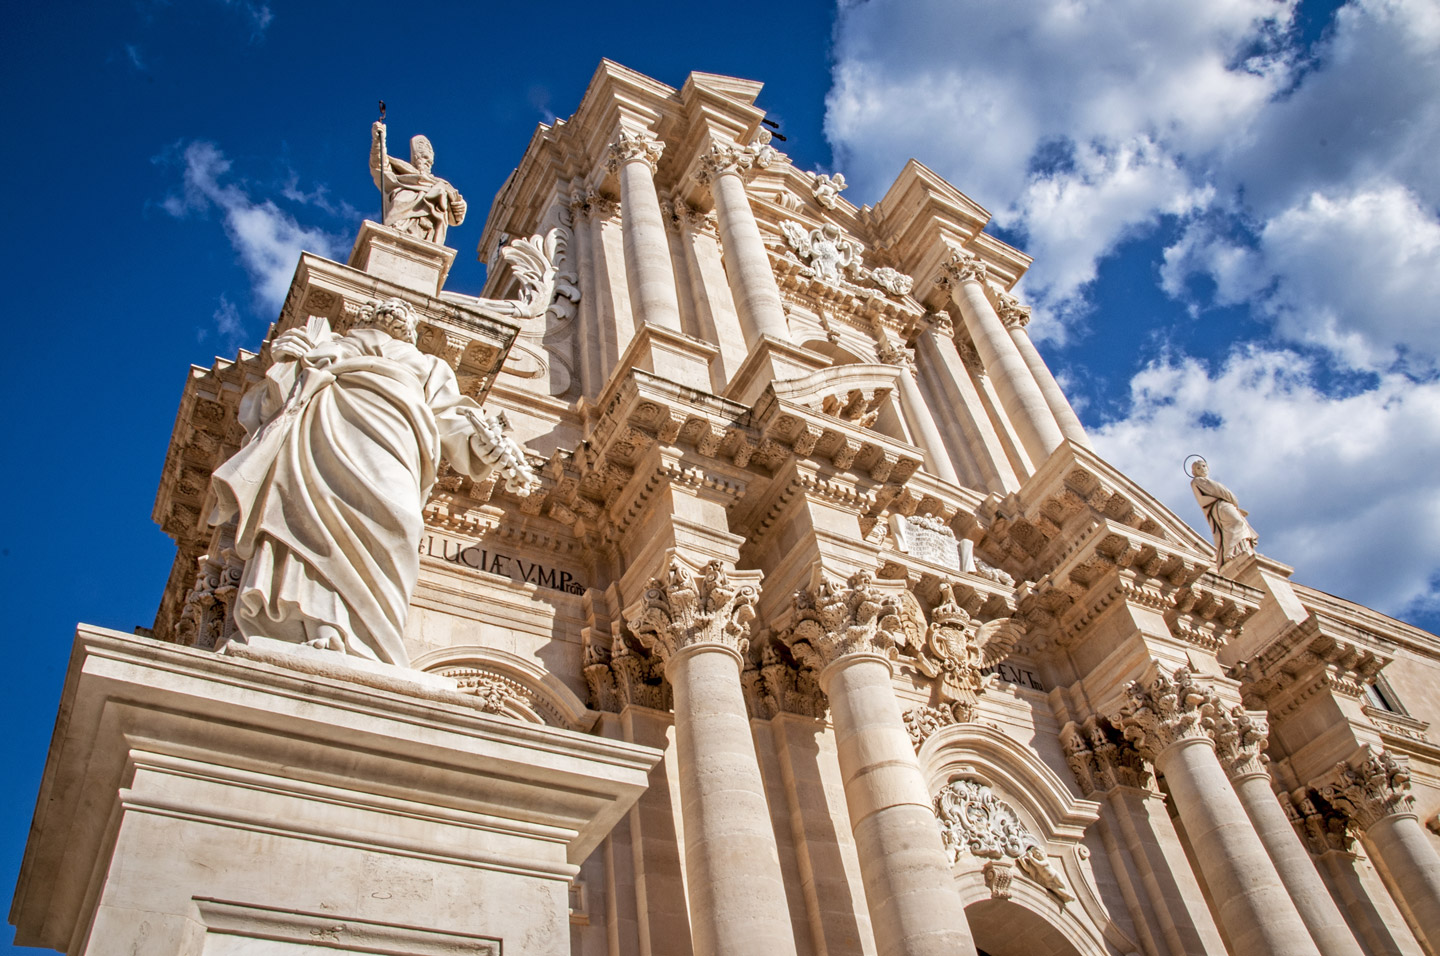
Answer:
[[370, 121, 467, 244], [208, 299, 536, 667], [1189, 459, 1259, 565]]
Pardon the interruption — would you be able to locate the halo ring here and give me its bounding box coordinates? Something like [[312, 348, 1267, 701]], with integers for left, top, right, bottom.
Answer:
[[1184, 454, 1208, 478]]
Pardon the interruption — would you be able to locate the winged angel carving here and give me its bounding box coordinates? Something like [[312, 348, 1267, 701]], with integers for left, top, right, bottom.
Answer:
[[779, 220, 914, 296]]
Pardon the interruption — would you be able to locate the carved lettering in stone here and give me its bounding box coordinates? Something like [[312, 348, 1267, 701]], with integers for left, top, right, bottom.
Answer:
[[891, 513, 960, 570], [1116, 665, 1224, 761], [629, 556, 758, 662], [934, 779, 1073, 901]]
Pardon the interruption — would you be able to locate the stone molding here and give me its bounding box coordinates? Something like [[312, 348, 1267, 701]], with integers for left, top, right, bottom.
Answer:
[[1230, 615, 1390, 717], [606, 128, 665, 173], [628, 554, 759, 663], [1315, 748, 1416, 831], [1116, 665, 1225, 762], [1212, 706, 1270, 778], [781, 569, 904, 672]]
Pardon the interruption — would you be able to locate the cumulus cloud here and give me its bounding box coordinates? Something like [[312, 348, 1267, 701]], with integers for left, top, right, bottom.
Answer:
[[161, 141, 346, 309], [1093, 347, 1440, 620]]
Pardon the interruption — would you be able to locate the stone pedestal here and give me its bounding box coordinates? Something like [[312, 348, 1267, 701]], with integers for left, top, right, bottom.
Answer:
[[11, 627, 658, 956], [348, 219, 456, 295], [615, 321, 720, 393], [723, 335, 831, 405]]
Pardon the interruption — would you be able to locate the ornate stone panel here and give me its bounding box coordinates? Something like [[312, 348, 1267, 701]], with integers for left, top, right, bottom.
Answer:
[[933, 778, 1073, 901]]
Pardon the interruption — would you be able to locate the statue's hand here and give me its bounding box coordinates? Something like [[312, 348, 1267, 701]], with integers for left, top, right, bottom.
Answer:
[[371, 120, 386, 140], [271, 327, 315, 362]]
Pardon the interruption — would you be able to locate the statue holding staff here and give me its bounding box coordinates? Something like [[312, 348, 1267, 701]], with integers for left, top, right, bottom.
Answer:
[[1187, 456, 1259, 565], [370, 116, 467, 244]]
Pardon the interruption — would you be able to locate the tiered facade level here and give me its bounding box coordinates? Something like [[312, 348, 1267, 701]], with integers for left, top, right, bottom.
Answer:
[[13, 62, 1440, 956]]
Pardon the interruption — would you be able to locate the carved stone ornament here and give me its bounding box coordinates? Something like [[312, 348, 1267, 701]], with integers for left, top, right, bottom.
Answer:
[[695, 143, 753, 184], [940, 252, 988, 287], [995, 291, 1032, 331], [781, 570, 904, 671], [915, 583, 1022, 722], [1116, 666, 1224, 761], [606, 129, 665, 173], [1212, 706, 1270, 778], [812, 171, 848, 209], [584, 630, 672, 713], [628, 557, 759, 663], [1317, 748, 1416, 831], [1061, 717, 1154, 794], [453, 227, 581, 323], [904, 704, 956, 750], [176, 548, 245, 650], [779, 220, 914, 297], [890, 513, 960, 571], [934, 779, 1074, 902]]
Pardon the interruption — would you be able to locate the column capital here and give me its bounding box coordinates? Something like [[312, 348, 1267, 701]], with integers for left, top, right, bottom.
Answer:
[[940, 251, 989, 287], [606, 128, 664, 174], [1316, 748, 1416, 831], [996, 291, 1032, 331], [695, 142, 753, 184], [1213, 706, 1270, 778], [1061, 716, 1155, 794], [1116, 665, 1225, 761], [920, 311, 956, 339], [780, 568, 903, 672], [628, 553, 760, 664]]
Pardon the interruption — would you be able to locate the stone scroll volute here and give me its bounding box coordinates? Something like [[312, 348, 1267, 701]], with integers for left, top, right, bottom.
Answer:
[[1116, 665, 1226, 761], [779, 569, 905, 671]]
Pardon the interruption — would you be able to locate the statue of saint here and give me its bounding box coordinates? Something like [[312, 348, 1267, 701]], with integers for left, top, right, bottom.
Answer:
[[1188, 458, 1259, 565], [208, 299, 537, 668], [370, 121, 467, 244]]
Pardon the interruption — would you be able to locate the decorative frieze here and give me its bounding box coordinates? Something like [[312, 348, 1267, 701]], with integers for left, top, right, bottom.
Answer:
[[1116, 666, 1224, 761], [933, 778, 1073, 901], [629, 557, 759, 662]]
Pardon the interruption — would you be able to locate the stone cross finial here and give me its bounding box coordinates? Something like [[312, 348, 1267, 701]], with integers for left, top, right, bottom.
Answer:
[[1116, 665, 1225, 761], [628, 556, 758, 663], [781, 569, 904, 670], [1317, 748, 1415, 831]]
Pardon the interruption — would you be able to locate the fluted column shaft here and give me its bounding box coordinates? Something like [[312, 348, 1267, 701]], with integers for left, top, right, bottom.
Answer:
[[999, 303, 1091, 448], [610, 132, 683, 333], [911, 316, 1019, 493], [630, 557, 798, 956], [821, 653, 976, 956], [944, 258, 1064, 463], [700, 147, 790, 347], [891, 360, 961, 485], [1155, 739, 1321, 956], [1230, 770, 1365, 956]]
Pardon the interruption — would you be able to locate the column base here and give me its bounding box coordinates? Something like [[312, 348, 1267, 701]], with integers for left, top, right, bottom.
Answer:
[[349, 219, 456, 296], [723, 335, 831, 405], [615, 322, 720, 393]]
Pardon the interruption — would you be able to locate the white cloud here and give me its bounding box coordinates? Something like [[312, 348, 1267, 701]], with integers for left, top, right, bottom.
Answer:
[[161, 141, 346, 309], [1093, 347, 1440, 620]]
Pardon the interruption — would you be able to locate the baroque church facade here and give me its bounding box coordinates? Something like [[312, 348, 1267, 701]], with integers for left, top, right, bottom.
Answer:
[[12, 61, 1440, 956]]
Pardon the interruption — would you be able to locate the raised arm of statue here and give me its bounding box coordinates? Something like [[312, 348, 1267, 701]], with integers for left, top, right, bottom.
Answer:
[[370, 121, 388, 192]]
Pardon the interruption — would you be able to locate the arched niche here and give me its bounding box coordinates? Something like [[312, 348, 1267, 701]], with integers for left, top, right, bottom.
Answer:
[[412, 645, 596, 732], [923, 723, 1138, 956], [967, 897, 1092, 956]]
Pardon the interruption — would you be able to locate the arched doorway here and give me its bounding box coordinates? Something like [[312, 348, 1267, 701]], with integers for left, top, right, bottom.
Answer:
[[967, 897, 1085, 956]]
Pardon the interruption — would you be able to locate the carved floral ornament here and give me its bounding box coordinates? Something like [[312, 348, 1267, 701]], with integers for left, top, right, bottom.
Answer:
[[939, 252, 989, 287], [1116, 665, 1226, 761], [779, 220, 915, 297], [606, 128, 665, 173], [934, 779, 1073, 902], [780, 570, 905, 671], [1316, 747, 1416, 831], [628, 556, 759, 663]]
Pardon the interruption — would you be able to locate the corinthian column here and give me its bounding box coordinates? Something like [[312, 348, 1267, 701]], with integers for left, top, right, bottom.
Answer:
[[880, 346, 962, 485], [608, 129, 683, 333], [696, 143, 790, 347], [782, 570, 977, 956], [1212, 709, 1365, 956], [629, 555, 799, 956], [1118, 667, 1321, 956], [941, 255, 1064, 464], [1319, 749, 1440, 950], [995, 294, 1091, 449]]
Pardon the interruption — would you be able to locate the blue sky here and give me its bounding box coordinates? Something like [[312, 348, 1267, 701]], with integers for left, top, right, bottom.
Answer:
[[2, 1, 1437, 948]]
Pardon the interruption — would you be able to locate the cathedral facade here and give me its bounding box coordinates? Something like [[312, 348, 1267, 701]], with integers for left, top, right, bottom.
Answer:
[[12, 61, 1440, 956]]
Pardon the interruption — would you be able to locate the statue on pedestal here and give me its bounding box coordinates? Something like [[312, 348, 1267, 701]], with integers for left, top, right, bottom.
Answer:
[[208, 299, 538, 668], [1187, 457, 1259, 565], [370, 120, 467, 244]]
